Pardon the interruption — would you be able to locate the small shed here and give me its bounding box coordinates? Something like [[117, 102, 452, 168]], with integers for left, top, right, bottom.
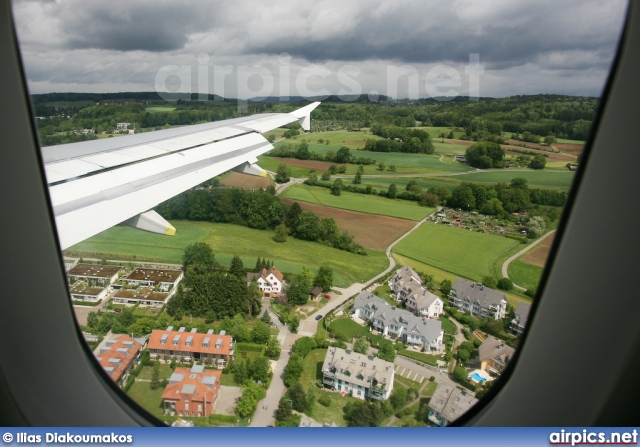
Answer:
[[309, 286, 323, 300]]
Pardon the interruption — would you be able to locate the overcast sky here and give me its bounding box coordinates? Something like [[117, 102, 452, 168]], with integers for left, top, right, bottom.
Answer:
[[12, 0, 628, 99]]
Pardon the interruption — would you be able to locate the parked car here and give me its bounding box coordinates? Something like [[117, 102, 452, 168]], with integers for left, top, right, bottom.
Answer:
[[324, 294, 331, 299], [114, 308, 123, 313], [315, 314, 323, 321]]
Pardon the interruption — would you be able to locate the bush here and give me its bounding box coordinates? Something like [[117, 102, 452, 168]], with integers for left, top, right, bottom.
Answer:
[[318, 395, 332, 407], [497, 278, 513, 290]]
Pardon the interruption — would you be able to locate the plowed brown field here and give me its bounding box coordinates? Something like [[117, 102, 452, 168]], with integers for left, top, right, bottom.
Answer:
[[521, 232, 556, 267], [281, 198, 415, 251], [219, 172, 270, 189]]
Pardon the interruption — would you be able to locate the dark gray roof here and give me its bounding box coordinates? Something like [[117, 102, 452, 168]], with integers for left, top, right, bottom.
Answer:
[[478, 336, 515, 365], [310, 286, 323, 296], [452, 278, 507, 307], [429, 383, 478, 423], [354, 292, 442, 344], [514, 302, 531, 325]]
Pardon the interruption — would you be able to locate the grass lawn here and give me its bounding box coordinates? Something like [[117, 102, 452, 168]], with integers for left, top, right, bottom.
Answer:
[[372, 283, 398, 307], [145, 106, 176, 113], [327, 317, 387, 346], [280, 184, 434, 221], [126, 381, 165, 417], [219, 373, 236, 386], [138, 363, 174, 381], [397, 349, 440, 366], [393, 223, 521, 282], [392, 254, 458, 290], [439, 316, 457, 335], [422, 381, 438, 397], [66, 220, 388, 288], [300, 348, 360, 426], [394, 374, 421, 388], [391, 406, 427, 426], [508, 259, 544, 291]]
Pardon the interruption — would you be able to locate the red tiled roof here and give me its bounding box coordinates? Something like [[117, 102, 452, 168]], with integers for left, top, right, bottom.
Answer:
[[148, 330, 233, 357], [161, 367, 221, 405], [95, 335, 144, 382]]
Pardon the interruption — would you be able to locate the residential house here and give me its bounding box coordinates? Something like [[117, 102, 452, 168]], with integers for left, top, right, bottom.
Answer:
[[309, 286, 323, 300], [67, 263, 122, 285], [388, 266, 422, 301], [111, 287, 170, 308], [510, 302, 531, 336], [352, 291, 443, 350], [321, 347, 394, 401], [93, 334, 145, 387], [405, 288, 444, 318], [124, 268, 183, 292], [428, 383, 478, 426], [161, 364, 221, 418], [478, 336, 516, 376], [448, 278, 508, 320], [147, 328, 233, 367], [246, 267, 285, 298], [69, 281, 110, 303], [116, 122, 130, 130]]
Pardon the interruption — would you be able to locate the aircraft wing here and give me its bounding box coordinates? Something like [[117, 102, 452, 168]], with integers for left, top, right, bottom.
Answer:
[[42, 102, 320, 250]]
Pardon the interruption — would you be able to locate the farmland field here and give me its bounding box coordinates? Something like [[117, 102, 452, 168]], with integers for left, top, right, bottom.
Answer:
[[452, 170, 575, 189], [280, 199, 416, 251], [280, 184, 434, 221], [219, 171, 270, 189], [65, 220, 388, 287], [392, 222, 522, 281], [145, 106, 176, 113], [508, 260, 543, 292], [521, 232, 555, 267]]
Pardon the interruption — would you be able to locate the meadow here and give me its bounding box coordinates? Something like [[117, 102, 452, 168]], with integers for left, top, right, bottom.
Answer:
[[392, 222, 522, 282], [280, 184, 434, 221], [65, 220, 388, 287], [507, 259, 544, 291]]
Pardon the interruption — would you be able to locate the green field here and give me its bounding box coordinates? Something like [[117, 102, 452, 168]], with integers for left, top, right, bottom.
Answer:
[[66, 220, 388, 287], [392, 223, 521, 282], [555, 138, 585, 144], [507, 259, 544, 291], [256, 156, 314, 178], [145, 106, 176, 113], [280, 184, 434, 221], [454, 170, 575, 189]]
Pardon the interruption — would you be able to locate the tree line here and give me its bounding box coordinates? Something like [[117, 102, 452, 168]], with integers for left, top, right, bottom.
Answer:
[[155, 187, 366, 255]]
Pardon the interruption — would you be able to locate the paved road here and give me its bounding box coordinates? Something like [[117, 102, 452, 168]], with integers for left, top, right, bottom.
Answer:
[[501, 229, 556, 291]]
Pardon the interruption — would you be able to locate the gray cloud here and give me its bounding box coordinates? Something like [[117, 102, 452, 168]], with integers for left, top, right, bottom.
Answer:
[[11, 0, 628, 97]]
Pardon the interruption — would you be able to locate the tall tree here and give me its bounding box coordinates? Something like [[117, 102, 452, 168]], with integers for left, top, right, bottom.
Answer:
[[229, 255, 244, 278], [275, 163, 291, 183], [182, 242, 215, 273], [314, 265, 334, 292]]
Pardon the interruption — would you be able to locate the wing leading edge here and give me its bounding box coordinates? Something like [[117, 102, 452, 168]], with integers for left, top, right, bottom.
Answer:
[[44, 102, 320, 250]]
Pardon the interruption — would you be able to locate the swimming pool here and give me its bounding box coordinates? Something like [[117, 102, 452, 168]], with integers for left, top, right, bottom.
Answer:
[[470, 372, 487, 382]]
